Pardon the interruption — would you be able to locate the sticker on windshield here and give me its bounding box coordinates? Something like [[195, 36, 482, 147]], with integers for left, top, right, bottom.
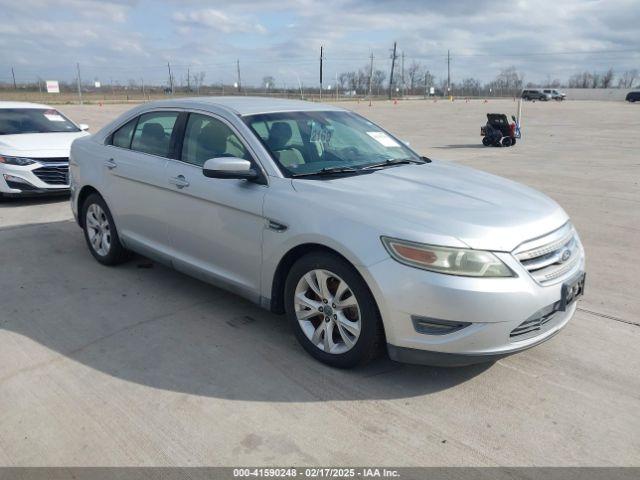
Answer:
[[309, 122, 333, 144], [43, 110, 65, 122], [367, 131, 400, 147]]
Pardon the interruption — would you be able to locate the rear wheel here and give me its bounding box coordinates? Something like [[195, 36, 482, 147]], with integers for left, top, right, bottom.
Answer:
[[81, 193, 131, 265], [482, 136, 491, 146], [285, 252, 384, 368], [501, 137, 513, 147]]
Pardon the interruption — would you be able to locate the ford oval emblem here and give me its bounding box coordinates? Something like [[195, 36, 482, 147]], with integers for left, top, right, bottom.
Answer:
[[560, 249, 572, 263]]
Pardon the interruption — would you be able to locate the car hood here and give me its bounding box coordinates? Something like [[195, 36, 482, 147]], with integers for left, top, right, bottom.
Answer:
[[291, 160, 568, 252], [0, 131, 89, 158]]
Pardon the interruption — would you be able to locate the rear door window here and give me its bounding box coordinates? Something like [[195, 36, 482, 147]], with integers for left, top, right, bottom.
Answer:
[[130, 112, 179, 157]]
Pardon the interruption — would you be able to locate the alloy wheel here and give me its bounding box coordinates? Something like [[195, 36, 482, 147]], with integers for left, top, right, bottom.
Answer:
[[294, 269, 361, 354], [85, 203, 111, 257]]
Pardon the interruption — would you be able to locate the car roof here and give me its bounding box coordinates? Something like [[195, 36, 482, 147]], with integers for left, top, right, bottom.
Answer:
[[141, 96, 346, 116], [0, 101, 54, 110]]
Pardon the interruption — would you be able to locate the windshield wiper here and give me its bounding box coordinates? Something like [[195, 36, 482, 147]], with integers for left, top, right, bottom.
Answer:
[[290, 166, 364, 178], [359, 158, 426, 170]]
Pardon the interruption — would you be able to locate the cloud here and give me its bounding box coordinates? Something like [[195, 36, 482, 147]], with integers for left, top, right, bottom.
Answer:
[[172, 8, 267, 34], [0, 0, 638, 87]]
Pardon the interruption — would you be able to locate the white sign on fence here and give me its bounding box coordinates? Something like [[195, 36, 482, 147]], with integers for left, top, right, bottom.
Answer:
[[94, 81, 101, 88], [429, 86, 435, 95], [45, 80, 60, 93]]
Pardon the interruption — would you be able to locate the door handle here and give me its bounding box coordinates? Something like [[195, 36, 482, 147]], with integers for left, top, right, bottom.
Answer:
[[169, 175, 190, 189], [104, 158, 117, 170]]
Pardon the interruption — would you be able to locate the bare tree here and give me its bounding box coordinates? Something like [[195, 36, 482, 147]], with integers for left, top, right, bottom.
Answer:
[[192, 71, 206, 94], [371, 69, 386, 95], [406, 61, 422, 94], [569, 72, 593, 88], [601, 68, 615, 88], [337, 72, 349, 91], [262, 75, 275, 90], [486, 67, 524, 95], [618, 69, 638, 88], [460, 77, 481, 96]]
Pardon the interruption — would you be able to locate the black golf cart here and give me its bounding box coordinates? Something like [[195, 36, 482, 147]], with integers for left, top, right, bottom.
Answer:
[[481, 113, 517, 147]]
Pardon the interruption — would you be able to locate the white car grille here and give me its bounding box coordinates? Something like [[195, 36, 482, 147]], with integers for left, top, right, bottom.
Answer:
[[513, 222, 582, 285]]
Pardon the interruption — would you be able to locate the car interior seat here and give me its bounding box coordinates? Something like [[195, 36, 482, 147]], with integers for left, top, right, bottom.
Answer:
[[267, 122, 305, 167], [138, 122, 167, 156]]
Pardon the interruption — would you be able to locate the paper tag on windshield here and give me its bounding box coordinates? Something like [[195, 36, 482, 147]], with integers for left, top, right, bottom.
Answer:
[[44, 110, 65, 122], [367, 131, 400, 147]]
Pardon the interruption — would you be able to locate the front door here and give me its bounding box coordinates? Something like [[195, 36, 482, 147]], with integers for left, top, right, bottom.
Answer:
[[165, 112, 267, 301]]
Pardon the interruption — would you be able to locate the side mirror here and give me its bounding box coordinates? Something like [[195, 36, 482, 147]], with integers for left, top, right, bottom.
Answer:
[[203, 157, 259, 180], [79, 123, 89, 131]]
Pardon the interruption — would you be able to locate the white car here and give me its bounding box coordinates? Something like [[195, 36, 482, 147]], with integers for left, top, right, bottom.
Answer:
[[0, 101, 89, 197], [70, 97, 585, 368]]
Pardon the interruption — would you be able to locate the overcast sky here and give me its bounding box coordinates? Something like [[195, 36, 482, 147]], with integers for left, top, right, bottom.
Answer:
[[0, 0, 638, 88]]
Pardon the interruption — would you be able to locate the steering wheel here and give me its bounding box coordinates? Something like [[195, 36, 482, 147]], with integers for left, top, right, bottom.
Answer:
[[341, 146, 360, 160]]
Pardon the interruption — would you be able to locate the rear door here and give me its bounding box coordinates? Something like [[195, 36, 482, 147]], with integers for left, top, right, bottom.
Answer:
[[164, 112, 268, 300], [103, 110, 181, 258]]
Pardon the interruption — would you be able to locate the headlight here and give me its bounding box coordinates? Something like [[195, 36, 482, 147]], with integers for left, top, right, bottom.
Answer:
[[381, 236, 514, 277], [0, 155, 36, 166]]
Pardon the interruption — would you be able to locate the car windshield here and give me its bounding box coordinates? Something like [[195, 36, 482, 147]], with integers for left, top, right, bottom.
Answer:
[[0, 108, 80, 135], [244, 110, 422, 176]]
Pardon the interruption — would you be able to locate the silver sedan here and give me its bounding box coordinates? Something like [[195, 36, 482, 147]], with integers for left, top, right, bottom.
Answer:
[[69, 97, 585, 368]]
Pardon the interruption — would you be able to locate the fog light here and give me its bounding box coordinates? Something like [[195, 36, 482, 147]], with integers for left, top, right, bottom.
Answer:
[[411, 316, 471, 335], [3, 174, 32, 185]]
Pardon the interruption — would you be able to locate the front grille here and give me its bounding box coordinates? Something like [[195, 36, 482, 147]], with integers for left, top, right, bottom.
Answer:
[[33, 157, 68, 163], [510, 302, 561, 338], [513, 222, 582, 285], [33, 164, 69, 185]]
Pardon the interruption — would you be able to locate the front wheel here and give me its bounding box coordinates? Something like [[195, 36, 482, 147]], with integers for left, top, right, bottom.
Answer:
[[284, 252, 384, 368], [81, 193, 131, 265]]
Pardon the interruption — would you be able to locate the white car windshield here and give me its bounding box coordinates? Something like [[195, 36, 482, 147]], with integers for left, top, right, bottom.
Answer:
[[244, 111, 424, 176], [0, 108, 80, 135]]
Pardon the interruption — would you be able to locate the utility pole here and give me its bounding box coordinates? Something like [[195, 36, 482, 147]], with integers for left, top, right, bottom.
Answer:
[[76, 63, 83, 105], [388, 41, 397, 99], [368, 52, 374, 103], [236, 59, 242, 93], [447, 49, 451, 97], [11, 67, 17, 89], [400, 51, 405, 97], [187, 67, 190, 92], [319, 45, 323, 100], [141, 77, 145, 101], [167, 62, 174, 94]]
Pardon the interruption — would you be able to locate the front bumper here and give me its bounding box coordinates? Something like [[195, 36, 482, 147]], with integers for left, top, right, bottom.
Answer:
[[0, 162, 69, 196], [361, 247, 585, 366]]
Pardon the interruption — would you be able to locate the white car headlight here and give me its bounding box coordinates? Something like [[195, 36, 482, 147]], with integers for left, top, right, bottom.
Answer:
[[381, 236, 514, 277], [0, 155, 36, 166]]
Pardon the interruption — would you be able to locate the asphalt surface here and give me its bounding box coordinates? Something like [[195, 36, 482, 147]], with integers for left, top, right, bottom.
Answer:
[[0, 99, 638, 466]]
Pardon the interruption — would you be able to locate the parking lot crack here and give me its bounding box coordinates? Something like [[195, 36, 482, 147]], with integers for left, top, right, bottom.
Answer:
[[577, 307, 640, 328]]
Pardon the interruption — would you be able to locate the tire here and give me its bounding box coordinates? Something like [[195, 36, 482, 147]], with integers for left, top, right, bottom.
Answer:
[[482, 136, 491, 146], [81, 193, 131, 265], [284, 251, 384, 368], [501, 137, 513, 147], [511, 137, 517, 146]]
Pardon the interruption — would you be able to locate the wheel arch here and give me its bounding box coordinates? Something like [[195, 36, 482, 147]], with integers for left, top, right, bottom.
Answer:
[[77, 185, 101, 228], [269, 243, 379, 318]]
